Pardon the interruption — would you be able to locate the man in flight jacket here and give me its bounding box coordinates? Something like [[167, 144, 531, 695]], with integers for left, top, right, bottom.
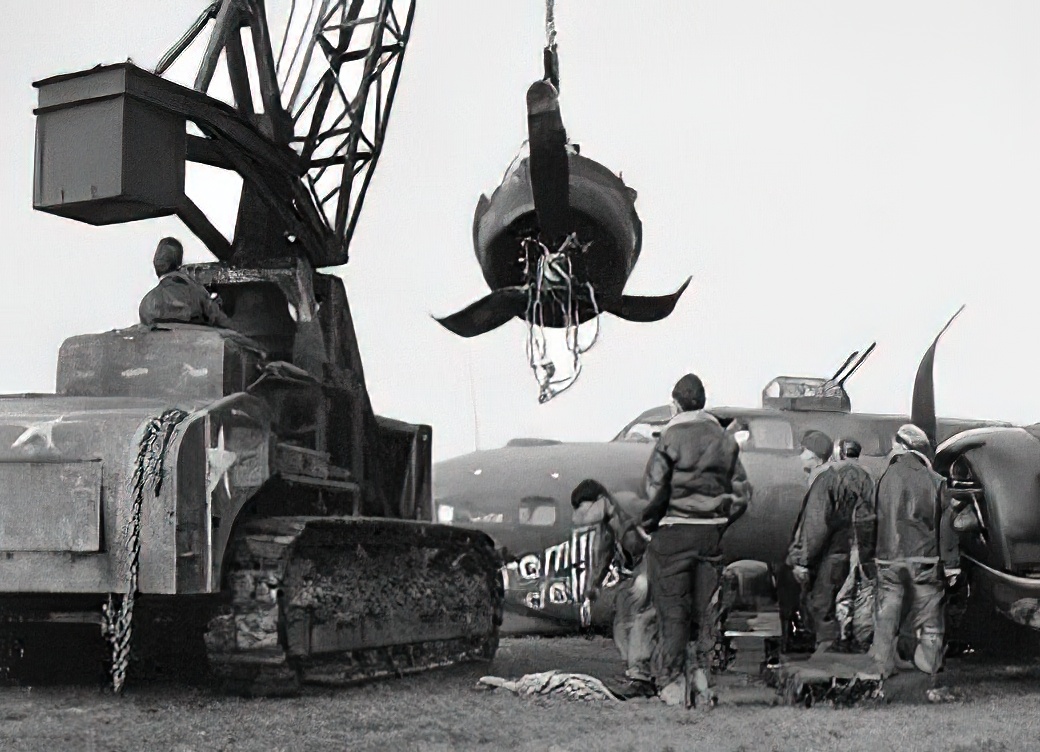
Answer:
[[639, 373, 750, 707]]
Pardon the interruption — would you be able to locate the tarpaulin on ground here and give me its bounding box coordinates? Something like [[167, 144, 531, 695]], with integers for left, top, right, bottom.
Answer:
[[478, 671, 621, 702]]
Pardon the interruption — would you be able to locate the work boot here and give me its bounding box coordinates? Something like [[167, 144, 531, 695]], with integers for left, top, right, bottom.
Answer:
[[624, 667, 653, 683], [658, 677, 686, 707], [689, 668, 717, 710], [914, 632, 944, 674], [866, 653, 895, 679], [866, 636, 899, 679]]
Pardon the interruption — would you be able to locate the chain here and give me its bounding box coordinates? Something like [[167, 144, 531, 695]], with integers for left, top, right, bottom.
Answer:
[[103, 408, 189, 693], [545, 0, 557, 49]]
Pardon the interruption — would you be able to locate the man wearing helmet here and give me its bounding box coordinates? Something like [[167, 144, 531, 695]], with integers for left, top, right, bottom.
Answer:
[[867, 424, 960, 679]]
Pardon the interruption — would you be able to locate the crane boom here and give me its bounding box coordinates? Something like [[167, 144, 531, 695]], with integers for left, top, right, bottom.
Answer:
[[150, 0, 417, 267]]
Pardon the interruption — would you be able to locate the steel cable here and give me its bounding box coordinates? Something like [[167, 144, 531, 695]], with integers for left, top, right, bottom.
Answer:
[[521, 234, 601, 403]]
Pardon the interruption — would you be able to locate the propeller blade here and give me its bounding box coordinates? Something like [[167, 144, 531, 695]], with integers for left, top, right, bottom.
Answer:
[[602, 277, 692, 323], [911, 305, 965, 448], [433, 287, 530, 338], [543, 44, 560, 92], [526, 80, 571, 242]]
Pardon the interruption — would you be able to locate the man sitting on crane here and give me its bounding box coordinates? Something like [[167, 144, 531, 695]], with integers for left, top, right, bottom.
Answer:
[[139, 237, 233, 329]]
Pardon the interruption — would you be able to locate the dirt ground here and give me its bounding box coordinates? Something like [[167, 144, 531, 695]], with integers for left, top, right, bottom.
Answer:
[[1, 636, 1038, 752]]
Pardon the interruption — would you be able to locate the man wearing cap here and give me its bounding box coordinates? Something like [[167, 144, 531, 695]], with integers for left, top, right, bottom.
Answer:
[[786, 431, 876, 651], [139, 237, 233, 328], [638, 373, 750, 707], [867, 424, 959, 680], [783, 429, 834, 606]]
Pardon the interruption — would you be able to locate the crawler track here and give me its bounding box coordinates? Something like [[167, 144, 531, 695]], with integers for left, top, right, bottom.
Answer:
[[204, 517, 503, 696]]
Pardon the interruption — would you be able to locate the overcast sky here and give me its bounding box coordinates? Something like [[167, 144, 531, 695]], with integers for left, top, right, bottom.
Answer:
[[2, 2, 1040, 461]]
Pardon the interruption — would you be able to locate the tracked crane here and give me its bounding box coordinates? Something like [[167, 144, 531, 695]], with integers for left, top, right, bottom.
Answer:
[[0, 0, 503, 695]]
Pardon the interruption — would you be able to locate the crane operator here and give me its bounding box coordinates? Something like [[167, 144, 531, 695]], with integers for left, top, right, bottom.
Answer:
[[139, 237, 233, 328]]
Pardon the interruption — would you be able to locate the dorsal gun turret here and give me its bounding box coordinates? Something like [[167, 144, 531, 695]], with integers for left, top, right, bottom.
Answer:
[[762, 377, 852, 412], [761, 343, 876, 413]]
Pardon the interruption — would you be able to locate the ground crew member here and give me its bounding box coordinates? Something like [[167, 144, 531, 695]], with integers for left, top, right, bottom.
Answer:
[[724, 420, 753, 531], [835, 439, 880, 650], [786, 433, 875, 651], [867, 424, 960, 680], [637, 373, 749, 708], [798, 429, 834, 480], [571, 479, 656, 696], [839, 438, 862, 461], [779, 430, 834, 650], [139, 237, 233, 328]]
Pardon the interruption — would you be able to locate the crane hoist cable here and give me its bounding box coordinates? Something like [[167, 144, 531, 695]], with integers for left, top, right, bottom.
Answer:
[[521, 0, 607, 404], [545, 0, 557, 48], [521, 234, 602, 404], [543, 0, 560, 91]]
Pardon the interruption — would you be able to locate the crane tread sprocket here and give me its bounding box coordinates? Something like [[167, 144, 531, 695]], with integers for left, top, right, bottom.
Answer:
[[204, 516, 503, 695]]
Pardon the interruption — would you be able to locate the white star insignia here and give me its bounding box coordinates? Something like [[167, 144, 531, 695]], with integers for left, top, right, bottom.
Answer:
[[10, 415, 80, 451], [206, 426, 238, 497]]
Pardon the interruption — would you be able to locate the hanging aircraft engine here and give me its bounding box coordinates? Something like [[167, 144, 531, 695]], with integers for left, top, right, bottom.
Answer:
[[434, 39, 691, 402], [435, 82, 690, 339]]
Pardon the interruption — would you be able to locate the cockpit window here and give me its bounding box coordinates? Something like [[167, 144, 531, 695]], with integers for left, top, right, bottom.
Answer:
[[618, 421, 666, 443], [615, 415, 795, 449], [613, 407, 672, 442]]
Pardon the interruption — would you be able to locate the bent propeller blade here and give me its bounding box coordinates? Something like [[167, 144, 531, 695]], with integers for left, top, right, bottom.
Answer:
[[526, 79, 571, 242], [433, 287, 530, 338], [911, 304, 966, 449], [601, 276, 692, 323]]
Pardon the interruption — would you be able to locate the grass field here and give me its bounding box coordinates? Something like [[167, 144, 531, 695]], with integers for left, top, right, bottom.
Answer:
[[1, 636, 1038, 752]]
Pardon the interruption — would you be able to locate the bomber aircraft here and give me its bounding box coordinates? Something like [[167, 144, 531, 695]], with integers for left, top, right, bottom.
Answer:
[[434, 326, 1039, 653]]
